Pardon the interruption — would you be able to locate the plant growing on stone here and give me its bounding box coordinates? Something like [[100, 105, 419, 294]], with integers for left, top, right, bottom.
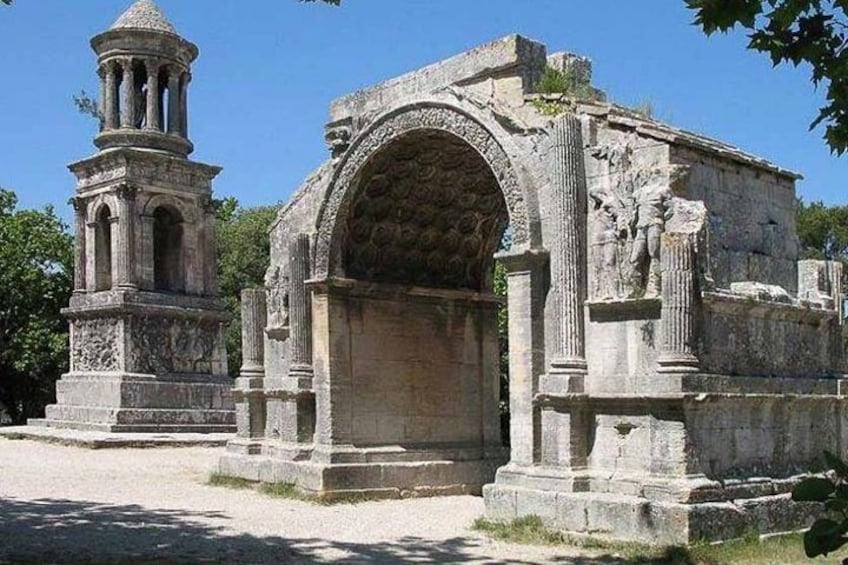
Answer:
[[791, 450, 848, 559]]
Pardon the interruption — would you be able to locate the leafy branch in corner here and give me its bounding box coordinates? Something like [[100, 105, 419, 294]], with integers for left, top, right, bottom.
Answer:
[[688, 0, 848, 155], [792, 450, 848, 558]]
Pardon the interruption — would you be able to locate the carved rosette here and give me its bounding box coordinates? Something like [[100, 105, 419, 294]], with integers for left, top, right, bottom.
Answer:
[[313, 104, 531, 280], [657, 232, 700, 373]]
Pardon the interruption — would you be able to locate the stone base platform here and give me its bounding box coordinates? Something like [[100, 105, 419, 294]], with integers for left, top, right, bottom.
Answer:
[[0, 425, 233, 449], [219, 442, 507, 500], [37, 373, 237, 433], [483, 471, 820, 545]]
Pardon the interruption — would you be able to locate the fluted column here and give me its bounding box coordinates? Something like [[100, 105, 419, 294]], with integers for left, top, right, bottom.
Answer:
[[657, 233, 699, 373], [240, 289, 267, 378], [145, 60, 161, 132], [547, 114, 588, 382], [103, 62, 119, 130], [120, 59, 135, 129], [288, 234, 313, 378], [167, 68, 181, 135], [70, 197, 87, 293], [114, 183, 138, 289]]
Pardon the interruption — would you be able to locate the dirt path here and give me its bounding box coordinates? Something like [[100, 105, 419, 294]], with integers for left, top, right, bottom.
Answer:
[[0, 438, 615, 564]]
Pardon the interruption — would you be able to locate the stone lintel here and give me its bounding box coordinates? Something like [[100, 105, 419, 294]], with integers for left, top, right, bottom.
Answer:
[[305, 276, 506, 305], [329, 34, 547, 121], [494, 247, 549, 273], [63, 291, 229, 323]]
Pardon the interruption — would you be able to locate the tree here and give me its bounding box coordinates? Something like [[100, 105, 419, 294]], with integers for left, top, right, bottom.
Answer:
[[797, 199, 848, 261], [687, 1, 848, 155], [0, 189, 73, 424], [215, 198, 279, 376]]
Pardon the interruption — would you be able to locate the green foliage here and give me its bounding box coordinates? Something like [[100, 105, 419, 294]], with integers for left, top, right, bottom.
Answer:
[[216, 199, 279, 377], [73, 90, 101, 124], [536, 66, 599, 101], [792, 450, 848, 558], [796, 199, 848, 261], [493, 234, 511, 445], [688, 0, 848, 155], [0, 189, 73, 424]]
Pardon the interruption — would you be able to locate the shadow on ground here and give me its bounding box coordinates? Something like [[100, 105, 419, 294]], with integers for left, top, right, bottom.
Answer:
[[0, 497, 676, 564]]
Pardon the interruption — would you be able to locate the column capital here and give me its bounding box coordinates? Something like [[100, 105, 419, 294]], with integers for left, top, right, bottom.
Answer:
[[114, 183, 139, 201], [68, 195, 87, 212]]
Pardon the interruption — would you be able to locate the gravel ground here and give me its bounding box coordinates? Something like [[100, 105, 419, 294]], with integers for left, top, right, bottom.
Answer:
[[0, 438, 616, 564]]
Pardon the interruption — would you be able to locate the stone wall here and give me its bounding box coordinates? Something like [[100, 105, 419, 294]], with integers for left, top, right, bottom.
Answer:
[[333, 291, 499, 447], [672, 146, 799, 292]]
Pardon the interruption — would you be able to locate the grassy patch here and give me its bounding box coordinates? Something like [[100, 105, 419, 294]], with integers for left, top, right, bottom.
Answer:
[[473, 516, 848, 564], [207, 473, 257, 490], [208, 473, 385, 505]]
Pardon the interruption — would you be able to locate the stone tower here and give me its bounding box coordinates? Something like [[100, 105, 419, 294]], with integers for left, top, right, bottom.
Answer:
[[32, 0, 235, 432]]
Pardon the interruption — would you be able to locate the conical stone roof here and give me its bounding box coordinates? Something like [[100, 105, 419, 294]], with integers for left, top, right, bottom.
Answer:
[[110, 0, 177, 34]]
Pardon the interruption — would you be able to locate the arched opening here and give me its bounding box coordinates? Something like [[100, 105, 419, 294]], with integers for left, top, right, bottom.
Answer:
[[153, 206, 185, 292], [337, 129, 510, 452], [94, 205, 113, 291]]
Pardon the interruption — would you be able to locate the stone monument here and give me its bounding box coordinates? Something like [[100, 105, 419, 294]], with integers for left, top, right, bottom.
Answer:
[[30, 0, 234, 433], [214, 35, 844, 543]]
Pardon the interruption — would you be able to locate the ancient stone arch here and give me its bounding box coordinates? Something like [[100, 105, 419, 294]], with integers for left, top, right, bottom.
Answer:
[[314, 103, 537, 281]]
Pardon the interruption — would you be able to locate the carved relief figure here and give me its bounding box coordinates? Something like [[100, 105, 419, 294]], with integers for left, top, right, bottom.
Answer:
[[265, 265, 290, 338], [72, 318, 120, 372], [589, 189, 621, 300], [628, 167, 674, 298]]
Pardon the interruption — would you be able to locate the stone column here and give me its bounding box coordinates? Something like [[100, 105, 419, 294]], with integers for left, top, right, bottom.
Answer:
[[167, 68, 181, 135], [497, 248, 548, 466], [120, 59, 135, 129], [657, 232, 699, 373], [240, 289, 267, 379], [288, 234, 313, 379], [145, 60, 161, 132], [70, 197, 87, 293], [103, 62, 119, 130], [180, 73, 190, 138], [114, 184, 138, 289], [544, 114, 588, 391]]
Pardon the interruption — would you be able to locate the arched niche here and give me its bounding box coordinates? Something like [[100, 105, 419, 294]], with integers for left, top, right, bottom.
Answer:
[[93, 204, 113, 291], [152, 205, 185, 292]]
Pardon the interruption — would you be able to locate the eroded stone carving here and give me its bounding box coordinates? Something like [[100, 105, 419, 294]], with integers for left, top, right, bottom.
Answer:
[[71, 318, 120, 372], [264, 265, 290, 339], [129, 317, 216, 375], [589, 141, 690, 299]]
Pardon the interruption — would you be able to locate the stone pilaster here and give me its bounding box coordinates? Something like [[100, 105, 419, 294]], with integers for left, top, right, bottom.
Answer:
[[114, 183, 138, 289], [120, 59, 135, 129], [288, 234, 313, 378], [657, 232, 699, 373], [167, 68, 181, 135], [145, 60, 161, 131], [544, 114, 588, 392], [497, 248, 548, 466], [201, 197, 219, 295], [70, 197, 87, 293]]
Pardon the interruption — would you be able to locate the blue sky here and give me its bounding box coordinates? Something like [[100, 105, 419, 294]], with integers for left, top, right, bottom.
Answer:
[[0, 0, 844, 223]]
